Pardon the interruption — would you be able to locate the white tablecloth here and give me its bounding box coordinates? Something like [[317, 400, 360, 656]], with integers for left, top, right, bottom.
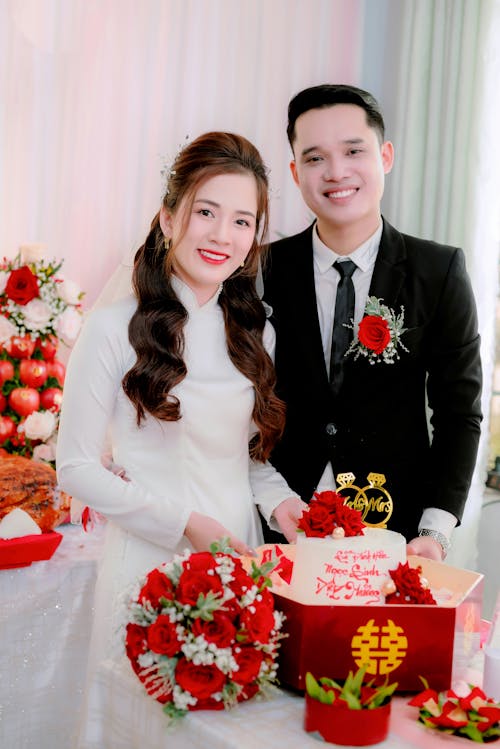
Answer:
[[0, 524, 105, 749], [84, 657, 479, 749]]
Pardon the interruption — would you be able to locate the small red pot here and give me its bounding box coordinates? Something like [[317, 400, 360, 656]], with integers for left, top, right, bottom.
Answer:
[[304, 693, 391, 746]]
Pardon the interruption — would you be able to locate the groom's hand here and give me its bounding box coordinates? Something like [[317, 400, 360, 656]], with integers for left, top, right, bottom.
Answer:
[[406, 536, 444, 561]]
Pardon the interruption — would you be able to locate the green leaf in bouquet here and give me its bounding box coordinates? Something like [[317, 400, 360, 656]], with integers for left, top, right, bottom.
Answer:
[[162, 702, 188, 725], [191, 590, 223, 620], [250, 558, 277, 584], [210, 537, 235, 555]]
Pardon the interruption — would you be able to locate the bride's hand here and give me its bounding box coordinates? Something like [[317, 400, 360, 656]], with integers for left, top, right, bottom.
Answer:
[[185, 511, 256, 556], [272, 496, 308, 543]]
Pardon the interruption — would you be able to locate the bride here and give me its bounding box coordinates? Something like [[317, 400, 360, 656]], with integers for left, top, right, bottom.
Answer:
[[56, 131, 305, 747]]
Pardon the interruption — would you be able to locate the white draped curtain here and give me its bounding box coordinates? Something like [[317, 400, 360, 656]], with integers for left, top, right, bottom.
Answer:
[[2, 0, 499, 575], [0, 0, 364, 307], [378, 0, 500, 572]]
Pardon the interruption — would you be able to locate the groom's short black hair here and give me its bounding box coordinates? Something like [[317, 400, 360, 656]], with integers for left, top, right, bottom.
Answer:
[[287, 84, 386, 147]]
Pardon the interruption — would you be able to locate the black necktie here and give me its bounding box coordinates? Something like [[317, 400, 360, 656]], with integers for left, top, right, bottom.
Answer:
[[329, 259, 356, 394]]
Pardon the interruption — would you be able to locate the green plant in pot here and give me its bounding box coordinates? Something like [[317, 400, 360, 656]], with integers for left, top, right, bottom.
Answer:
[[304, 667, 398, 745]]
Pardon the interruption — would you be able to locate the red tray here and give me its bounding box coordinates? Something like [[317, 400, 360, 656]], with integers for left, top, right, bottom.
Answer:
[[0, 531, 63, 569]]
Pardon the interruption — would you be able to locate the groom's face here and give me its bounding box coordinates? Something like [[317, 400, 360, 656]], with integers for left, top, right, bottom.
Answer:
[[290, 104, 393, 243]]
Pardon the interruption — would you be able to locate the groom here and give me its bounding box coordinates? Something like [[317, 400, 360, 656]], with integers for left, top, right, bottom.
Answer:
[[263, 84, 482, 559]]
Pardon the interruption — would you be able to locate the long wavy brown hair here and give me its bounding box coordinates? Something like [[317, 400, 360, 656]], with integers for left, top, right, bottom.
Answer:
[[122, 131, 285, 461]]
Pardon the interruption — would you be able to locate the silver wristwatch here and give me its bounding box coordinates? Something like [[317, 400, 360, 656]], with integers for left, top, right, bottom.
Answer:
[[418, 528, 451, 558]]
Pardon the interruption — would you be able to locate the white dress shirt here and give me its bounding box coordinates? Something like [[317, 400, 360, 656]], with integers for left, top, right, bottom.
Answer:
[[311, 223, 456, 541]]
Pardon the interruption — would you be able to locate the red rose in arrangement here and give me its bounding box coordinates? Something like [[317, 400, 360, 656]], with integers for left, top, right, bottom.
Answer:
[[191, 612, 236, 648], [147, 615, 181, 656], [358, 315, 391, 355], [124, 541, 283, 724], [5, 266, 39, 305], [298, 501, 335, 537], [183, 550, 217, 572], [240, 601, 276, 645], [176, 569, 224, 606], [139, 568, 175, 608], [175, 659, 226, 701], [125, 623, 148, 667], [385, 562, 437, 605], [232, 647, 264, 685], [297, 490, 366, 538], [225, 557, 254, 596], [331, 502, 366, 537]]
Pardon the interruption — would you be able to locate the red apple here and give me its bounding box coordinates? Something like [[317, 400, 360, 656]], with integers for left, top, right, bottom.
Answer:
[[0, 359, 14, 385], [35, 335, 58, 361], [0, 415, 16, 443], [8, 387, 40, 417], [19, 359, 48, 388], [6, 335, 36, 359], [47, 359, 66, 386], [40, 387, 63, 411], [0, 393, 6, 412]]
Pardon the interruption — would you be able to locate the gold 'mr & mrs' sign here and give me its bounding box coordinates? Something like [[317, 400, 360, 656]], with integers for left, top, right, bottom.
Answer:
[[335, 472, 393, 528]]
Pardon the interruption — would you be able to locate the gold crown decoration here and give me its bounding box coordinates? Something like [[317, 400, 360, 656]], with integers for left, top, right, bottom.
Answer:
[[336, 472, 393, 528]]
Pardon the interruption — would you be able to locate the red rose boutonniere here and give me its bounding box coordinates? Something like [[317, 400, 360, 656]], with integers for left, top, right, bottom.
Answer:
[[124, 539, 284, 724], [297, 490, 366, 538], [346, 297, 408, 364]]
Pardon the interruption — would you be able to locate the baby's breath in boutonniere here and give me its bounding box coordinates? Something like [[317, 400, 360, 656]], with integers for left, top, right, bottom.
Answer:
[[346, 297, 408, 365]]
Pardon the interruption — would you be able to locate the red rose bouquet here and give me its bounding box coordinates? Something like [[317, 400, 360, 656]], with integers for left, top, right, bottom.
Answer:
[[297, 490, 366, 538], [124, 540, 284, 723], [0, 254, 84, 462], [409, 678, 500, 742], [346, 296, 408, 365]]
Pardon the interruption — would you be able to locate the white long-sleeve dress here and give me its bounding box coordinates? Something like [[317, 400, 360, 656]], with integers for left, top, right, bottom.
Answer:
[[56, 278, 297, 747]]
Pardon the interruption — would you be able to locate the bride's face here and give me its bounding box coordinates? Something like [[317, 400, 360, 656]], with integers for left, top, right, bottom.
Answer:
[[162, 172, 258, 305]]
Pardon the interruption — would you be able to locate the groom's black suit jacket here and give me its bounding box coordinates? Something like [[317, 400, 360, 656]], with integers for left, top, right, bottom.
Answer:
[[262, 219, 482, 541]]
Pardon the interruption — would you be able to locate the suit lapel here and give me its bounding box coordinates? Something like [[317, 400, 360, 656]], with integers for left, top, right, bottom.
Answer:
[[368, 219, 407, 306], [276, 225, 330, 386]]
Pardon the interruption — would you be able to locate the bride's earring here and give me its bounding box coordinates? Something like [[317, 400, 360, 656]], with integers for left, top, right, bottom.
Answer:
[[164, 237, 171, 251]]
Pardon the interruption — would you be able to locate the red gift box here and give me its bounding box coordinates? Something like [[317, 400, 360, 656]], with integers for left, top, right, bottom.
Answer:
[[0, 531, 63, 569], [255, 547, 484, 693]]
